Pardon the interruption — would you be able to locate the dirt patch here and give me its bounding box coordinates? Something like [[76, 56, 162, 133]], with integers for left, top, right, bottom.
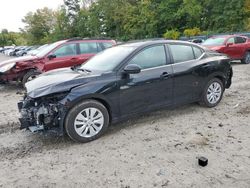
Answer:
[[237, 105, 250, 115]]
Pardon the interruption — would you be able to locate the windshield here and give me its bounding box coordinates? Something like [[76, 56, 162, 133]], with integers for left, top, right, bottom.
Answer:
[[203, 37, 226, 46], [36, 41, 65, 57], [80, 46, 136, 72], [29, 44, 50, 56]]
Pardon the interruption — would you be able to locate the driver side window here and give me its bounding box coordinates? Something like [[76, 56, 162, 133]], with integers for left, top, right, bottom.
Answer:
[[53, 44, 77, 57], [128, 45, 167, 69], [227, 37, 235, 44]]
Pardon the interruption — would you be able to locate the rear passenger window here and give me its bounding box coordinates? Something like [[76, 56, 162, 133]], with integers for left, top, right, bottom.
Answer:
[[169, 45, 195, 63], [102, 42, 113, 49], [193, 47, 203, 59], [98, 42, 113, 52], [79, 42, 98, 54], [235, 37, 247, 44]]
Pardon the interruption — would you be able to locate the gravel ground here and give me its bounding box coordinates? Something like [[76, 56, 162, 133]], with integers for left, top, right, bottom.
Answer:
[[0, 54, 250, 188]]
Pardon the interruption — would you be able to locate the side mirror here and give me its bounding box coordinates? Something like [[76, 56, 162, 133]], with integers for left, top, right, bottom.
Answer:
[[226, 43, 233, 47], [47, 54, 56, 60], [124, 64, 141, 74]]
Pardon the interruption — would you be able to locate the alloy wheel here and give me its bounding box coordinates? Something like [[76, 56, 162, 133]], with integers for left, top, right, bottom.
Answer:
[[206, 82, 222, 104], [74, 107, 104, 138]]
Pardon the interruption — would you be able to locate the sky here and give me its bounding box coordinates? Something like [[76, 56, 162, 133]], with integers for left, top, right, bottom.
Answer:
[[0, 0, 64, 32]]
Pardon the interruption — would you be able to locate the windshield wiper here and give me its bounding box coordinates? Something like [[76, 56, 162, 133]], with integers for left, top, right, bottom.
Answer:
[[76, 68, 92, 73], [78, 68, 91, 72], [71, 65, 92, 73]]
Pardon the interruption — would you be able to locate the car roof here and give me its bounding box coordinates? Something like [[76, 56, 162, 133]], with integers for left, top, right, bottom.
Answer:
[[119, 39, 206, 50], [65, 38, 116, 43], [42, 38, 116, 47], [211, 34, 248, 39]]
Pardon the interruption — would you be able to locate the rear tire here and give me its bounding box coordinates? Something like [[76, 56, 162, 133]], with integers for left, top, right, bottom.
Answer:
[[242, 51, 250, 64], [199, 78, 224, 108], [65, 100, 109, 143], [22, 70, 40, 87]]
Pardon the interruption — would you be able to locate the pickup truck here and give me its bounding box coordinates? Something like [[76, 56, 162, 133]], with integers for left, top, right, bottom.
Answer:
[[202, 35, 250, 64]]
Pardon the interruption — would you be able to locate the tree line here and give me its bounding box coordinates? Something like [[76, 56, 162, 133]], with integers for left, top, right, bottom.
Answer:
[[1, 0, 250, 46]]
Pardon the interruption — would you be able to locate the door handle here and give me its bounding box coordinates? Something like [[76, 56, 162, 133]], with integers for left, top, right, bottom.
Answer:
[[160, 72, 170, 79]]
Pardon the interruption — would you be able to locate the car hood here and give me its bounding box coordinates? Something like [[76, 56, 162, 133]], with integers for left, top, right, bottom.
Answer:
[[0, 55, 38, 73], [26, 68, 100, 98]]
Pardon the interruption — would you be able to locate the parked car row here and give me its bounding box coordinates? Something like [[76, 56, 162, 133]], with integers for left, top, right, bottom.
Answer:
[[0, 46, 14, 54], [0, 45, 42, 57]]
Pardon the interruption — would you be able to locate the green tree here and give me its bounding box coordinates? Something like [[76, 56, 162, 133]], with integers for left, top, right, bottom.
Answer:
[[123, 0, 158, 39], [48, 6, 71, 42], [163, 29, 181, 39], [16, 0, 250, 45], [64, 0, 80, 18], [183, 27, 201, 37], [22, 7, 56, 44], [244, 0, 250, 30], [64, 0, 81, 37], [86, 0, 134, 39], [75, 9, 91, 37], [0, 29, 22, 46], [200, 0, 247, 32], [156, 0, 183, 36], [177, 0, 202, 29]]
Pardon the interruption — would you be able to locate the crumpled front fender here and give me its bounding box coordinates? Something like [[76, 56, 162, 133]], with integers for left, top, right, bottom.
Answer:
[[0, 62, 16, 73]]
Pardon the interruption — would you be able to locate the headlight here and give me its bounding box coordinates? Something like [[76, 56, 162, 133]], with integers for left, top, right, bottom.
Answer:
[[40, 92, 69, 102], [0, 62, 16, 73]]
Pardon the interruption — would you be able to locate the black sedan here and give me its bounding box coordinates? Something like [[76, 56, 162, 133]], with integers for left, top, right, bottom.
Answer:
[[18, 40, 233, 142]]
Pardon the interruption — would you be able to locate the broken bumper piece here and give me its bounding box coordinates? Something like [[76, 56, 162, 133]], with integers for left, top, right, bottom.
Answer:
[[29, 125, 44, 132], [18, 115, 44, 132], [18, 98, 66, 135]]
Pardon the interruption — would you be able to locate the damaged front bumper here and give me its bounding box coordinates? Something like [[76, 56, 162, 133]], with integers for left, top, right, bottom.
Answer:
[[18, 96, 68, 135], [0, 70, 26, 82]]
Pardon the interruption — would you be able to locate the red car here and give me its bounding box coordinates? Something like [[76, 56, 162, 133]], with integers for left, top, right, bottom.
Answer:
[[0, 38, 116, 85], [202, 35, 250, 64]]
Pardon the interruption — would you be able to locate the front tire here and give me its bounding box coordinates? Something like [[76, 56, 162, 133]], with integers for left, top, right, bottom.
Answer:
[[65, 100, 109, 143], [22, 70, 40, 87], [242, 51, 250, 64], [200, 78, 224, 108]]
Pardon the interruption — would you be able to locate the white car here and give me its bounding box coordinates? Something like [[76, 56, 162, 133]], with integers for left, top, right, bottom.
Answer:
[[3, 46, 15, 55], [7, 49, 16, 56], [4, 49, 12, 55]]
